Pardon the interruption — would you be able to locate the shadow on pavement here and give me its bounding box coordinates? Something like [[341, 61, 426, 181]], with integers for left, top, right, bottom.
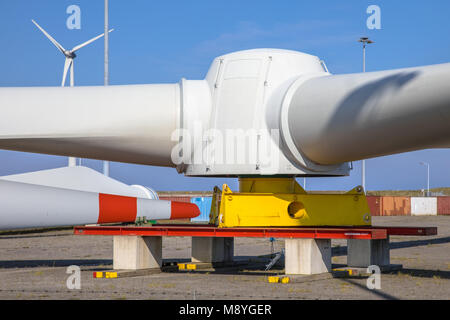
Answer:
[[396, 268, 450, 279], [339, 278, 399, 300], [332, 236, 450, 257], [0, 259, 112, 269]]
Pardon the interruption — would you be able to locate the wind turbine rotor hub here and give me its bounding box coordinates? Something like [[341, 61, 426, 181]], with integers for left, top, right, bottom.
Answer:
[[65, 51, 76, 59]]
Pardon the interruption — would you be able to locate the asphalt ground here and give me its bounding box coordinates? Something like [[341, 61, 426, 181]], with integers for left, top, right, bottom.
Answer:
[[0, 216, 448, 300]]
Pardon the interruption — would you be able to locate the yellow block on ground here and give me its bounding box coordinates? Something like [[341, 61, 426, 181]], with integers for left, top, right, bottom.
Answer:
[[281, 277, 290, 284], [105, 272, 117, 279]]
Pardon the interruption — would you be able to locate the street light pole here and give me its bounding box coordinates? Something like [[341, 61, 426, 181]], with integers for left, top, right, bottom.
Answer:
[[103, 0, 110, 177], [420, 162, 430, 196], [358, 37, 374, 192]]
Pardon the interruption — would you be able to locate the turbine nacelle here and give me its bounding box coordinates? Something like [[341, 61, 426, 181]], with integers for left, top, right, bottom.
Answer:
[[64, 51, 76, 59]]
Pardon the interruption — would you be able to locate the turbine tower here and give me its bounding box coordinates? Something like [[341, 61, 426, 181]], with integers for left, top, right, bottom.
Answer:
[[31, 19, 113, 166]]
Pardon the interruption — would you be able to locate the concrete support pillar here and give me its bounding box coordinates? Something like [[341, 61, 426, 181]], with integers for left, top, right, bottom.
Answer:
[[191, 237, 234, 263], [285, 239, 331, 275], [113, 236, 162, 270], [347, 237, 390, 267]]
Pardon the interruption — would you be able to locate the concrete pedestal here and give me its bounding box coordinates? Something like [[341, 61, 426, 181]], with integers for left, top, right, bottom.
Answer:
[[113, 236, 162, 270], [347, 237, 390, 267], [191, 237, 234, 263], [285, 239, 331, 275]]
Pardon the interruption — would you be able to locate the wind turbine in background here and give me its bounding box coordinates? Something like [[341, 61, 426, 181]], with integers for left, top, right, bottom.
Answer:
[[31, 19, 113, 166], [32, 19, 113, 87]]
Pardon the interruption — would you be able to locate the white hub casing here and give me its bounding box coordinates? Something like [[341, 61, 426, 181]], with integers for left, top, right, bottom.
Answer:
[[176, 49, 350, 177]]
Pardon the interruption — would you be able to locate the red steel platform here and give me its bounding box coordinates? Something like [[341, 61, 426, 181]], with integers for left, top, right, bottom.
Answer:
[[73, 224, 437, 240]]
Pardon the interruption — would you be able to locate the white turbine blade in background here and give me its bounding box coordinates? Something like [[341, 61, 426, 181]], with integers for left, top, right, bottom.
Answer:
[[31, 19, 66, 54], [71, 29, 114, 53], [70, 59, 74, 87], [61, 58, 72, 87]]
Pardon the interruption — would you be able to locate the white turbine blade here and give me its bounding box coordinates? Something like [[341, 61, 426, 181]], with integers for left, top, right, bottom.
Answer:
[[62, 58, 72, 87], [71, 29, 114, 53], [31, 19, 66, 54], [70, 59, 74, 87]]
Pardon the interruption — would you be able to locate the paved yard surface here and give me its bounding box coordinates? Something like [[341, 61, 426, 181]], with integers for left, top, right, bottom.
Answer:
[[0, 216, 448, 300]]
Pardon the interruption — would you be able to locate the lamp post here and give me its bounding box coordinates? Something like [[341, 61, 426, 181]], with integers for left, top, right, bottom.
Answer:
[[419, 162, 430, 196], [358, 37, 374, 73], [358, 37, 374, 192], [103, 0, 110, 176]]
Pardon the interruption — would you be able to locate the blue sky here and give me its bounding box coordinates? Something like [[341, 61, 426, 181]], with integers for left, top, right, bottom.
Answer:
[[0, 0, 449, 191]]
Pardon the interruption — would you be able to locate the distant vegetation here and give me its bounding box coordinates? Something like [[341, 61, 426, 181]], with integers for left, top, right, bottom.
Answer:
[[157, 191, 213, 196], [158, 187, 450, 197]]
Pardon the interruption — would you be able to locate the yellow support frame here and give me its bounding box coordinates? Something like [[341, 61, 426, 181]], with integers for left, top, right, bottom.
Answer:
[[209, 178, 371, 227]]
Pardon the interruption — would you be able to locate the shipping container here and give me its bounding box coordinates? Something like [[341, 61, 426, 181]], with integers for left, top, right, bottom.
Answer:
[[366, 196, 381, 216], [190, 197, 212, 222], [437, 197, 450, 215], [158, 196, 191, 203], [381, 196, 411, 216], [411, 197, 437, 216]]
